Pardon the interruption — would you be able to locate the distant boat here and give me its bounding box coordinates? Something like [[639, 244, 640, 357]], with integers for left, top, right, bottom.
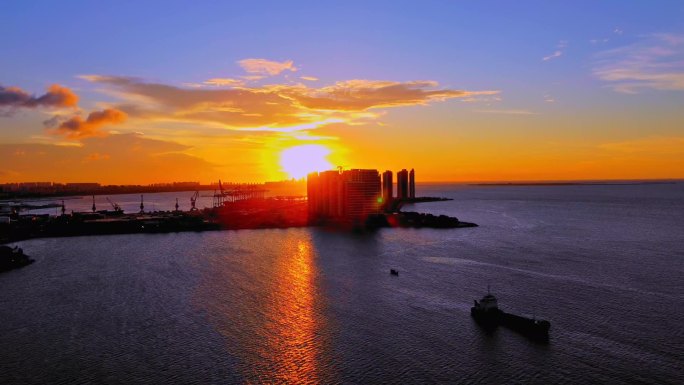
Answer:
[[471, 289, 550, 340], [390, 269, 399, 276]]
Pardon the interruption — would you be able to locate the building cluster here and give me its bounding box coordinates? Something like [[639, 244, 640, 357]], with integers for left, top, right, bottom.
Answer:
[[0, 182, 101, 194], [149, 182, 200, 188], [307, 168, 416, 223], [393, 168, 416, 200], [0, 182, 213, 198]]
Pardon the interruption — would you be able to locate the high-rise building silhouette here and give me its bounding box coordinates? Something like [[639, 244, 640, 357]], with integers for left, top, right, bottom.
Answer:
[[382, 170, 393, 202], [307, 169, 381, 223], [397, 169, 409, 199], [409, 168, 415, 199], [307, 170, 343, 219], [344, 169, 382, 220]]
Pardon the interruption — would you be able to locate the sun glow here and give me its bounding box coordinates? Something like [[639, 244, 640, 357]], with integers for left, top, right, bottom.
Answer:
[[280, 144, 333, 179]]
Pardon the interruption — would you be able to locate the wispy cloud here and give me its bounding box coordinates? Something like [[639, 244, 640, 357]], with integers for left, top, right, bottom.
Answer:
[[475, 109, 537, 115], [590, 38, 610, 45], [593, 33, 684, 93], [542, 40, 567, 61], [543, 51, 563, 61], [238, 58, 297, 76], [203, 78, 245, 87]]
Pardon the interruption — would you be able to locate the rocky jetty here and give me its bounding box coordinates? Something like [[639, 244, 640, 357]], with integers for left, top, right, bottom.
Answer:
[[0, 245, 34, 273]]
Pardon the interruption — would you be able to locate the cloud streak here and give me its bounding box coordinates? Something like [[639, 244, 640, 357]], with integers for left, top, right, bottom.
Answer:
[[475, 109, 537, 115], [203, 78, 245, 87], [542, 50, 562, 61], [542, 40, 567, 61], [593, 33, 684, 93], [238, 58, 297, 75]]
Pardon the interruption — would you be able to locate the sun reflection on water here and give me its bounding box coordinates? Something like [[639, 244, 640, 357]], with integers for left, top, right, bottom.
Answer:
[[259, 239, 322, 384], [195, 232, 333, 383]]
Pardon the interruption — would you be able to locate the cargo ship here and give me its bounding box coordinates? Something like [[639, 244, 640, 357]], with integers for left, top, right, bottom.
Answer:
[[471, 289, 550, 341]]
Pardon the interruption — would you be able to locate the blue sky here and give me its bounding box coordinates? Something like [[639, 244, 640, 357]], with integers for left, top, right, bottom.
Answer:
[[3, 1, 681, 89]]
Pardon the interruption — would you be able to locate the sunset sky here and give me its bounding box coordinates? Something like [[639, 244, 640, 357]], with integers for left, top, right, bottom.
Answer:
[[2, 1, 683, 184]]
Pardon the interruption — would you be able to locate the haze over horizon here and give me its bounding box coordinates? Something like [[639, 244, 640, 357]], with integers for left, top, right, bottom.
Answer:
[[2, 1, 683, 184]]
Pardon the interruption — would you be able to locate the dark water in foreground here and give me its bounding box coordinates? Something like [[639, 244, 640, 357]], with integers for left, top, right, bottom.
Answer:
[[1, 183, 683, 384]]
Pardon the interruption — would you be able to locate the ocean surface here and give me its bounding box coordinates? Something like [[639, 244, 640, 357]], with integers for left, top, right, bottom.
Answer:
[[1, 183, 683, 384]]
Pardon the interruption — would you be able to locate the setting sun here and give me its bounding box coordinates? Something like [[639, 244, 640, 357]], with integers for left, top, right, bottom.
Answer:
[[279, 144, 333, 179]]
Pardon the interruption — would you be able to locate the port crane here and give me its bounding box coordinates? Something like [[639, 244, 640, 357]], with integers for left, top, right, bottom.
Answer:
[[212, 179, 267, 207], [190, 191, 199, 211], [106, 197, 123, 214]]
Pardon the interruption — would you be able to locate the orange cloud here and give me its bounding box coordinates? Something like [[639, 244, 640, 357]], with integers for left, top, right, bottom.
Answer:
[[80, 75, 497, 130], [47, 108, 127, 139], [0, 84, 78, 113], [203, 78, 245, 87], [284, 80, 497, 111], [238, 58, 297, 75]]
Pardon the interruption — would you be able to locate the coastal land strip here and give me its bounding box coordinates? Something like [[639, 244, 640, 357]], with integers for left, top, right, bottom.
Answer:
[[0, 197, 476, 244]]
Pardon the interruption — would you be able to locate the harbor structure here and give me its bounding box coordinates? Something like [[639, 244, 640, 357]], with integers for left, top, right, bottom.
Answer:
[[212, 180, 267, 207]]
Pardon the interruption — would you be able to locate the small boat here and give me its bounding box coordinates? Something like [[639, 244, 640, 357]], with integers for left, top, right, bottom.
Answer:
[[390, 269, 399, 276]]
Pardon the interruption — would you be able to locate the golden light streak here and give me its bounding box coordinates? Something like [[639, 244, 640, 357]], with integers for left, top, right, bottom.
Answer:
[[258, 238, 324, 383]]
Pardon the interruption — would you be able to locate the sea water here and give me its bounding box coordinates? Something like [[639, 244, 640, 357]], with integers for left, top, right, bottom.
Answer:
[[1, 183, 682, 384]]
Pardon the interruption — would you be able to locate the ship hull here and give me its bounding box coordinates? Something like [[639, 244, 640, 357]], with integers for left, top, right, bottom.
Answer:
[[471, 307, 550, 341]]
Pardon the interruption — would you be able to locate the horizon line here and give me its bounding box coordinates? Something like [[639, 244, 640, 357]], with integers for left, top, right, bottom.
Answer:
[[2, 177, 683, 186]]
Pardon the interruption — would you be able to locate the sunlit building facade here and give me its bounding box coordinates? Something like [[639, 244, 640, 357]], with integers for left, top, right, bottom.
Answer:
[[307, 169, 381, 223], [307, 170, 343, 219]]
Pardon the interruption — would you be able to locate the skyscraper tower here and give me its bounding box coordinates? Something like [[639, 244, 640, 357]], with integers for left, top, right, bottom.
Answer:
[[397, 169, 409, 199], [382, 170, 393, 202], [409, 168, 415, 199], [343, 169, 381, 221], [307, 169, 381, 223]]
